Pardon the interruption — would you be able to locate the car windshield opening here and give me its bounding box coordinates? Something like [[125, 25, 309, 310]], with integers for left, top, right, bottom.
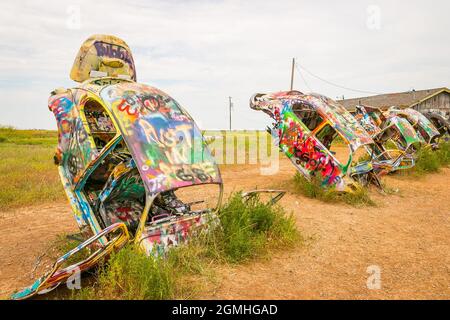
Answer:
[[84, 100, 117, 150], [315, 124, 351, 165], [292, 103, 324, 131]]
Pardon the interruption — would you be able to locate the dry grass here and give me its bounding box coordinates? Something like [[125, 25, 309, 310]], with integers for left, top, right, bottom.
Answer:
[[0, 127, 64, 211], [0, 128, 272, 211], [292, 173, 376, 207], [0, 126, 57, 146], [203, 130, 276, 167]]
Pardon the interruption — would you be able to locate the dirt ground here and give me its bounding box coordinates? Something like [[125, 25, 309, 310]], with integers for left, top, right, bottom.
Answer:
[[1, 157, 449, 299]]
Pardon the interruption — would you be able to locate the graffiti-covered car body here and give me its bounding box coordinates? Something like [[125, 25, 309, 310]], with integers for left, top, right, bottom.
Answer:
[[353, 105, 423, 173], [250, 91, 382, 191], [423, 112, 450, 139], [387, 107, 440, 148], [12, 35, 223, 299]]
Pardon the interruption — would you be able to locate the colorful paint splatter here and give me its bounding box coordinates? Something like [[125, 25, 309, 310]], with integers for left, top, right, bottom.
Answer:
[[12, 35, 223, 300], [250, 91, 379, 191]]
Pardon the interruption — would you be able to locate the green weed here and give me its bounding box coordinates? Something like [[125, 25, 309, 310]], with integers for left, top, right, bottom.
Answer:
[[72, 193, 301, 299], [292, 173, 375, 207]]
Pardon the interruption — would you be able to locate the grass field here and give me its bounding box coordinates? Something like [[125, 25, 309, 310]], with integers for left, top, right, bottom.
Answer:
[[0, 127, 271, 210], [2, 128, 449, 300], [0, 127, 64, 211], [0, 126, 57, 146], [202, 129, 275, 166], [1, 126, 448, 211]]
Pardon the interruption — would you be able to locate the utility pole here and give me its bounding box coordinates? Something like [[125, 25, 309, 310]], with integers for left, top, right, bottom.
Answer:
[[290, 58, 295, 90], [228, 96, 233, 131]]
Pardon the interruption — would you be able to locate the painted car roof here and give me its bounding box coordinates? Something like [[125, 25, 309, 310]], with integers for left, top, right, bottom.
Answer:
[[82, 80, 222, 194], [388, 107, 440, 141]]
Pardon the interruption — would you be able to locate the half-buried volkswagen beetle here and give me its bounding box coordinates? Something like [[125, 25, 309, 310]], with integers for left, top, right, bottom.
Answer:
[[423, 112, 450, 139], [11, 35, 224, 299], [250, 91, 385, 192], [387, 107, 440, 149], [353, 105, 423, 173]]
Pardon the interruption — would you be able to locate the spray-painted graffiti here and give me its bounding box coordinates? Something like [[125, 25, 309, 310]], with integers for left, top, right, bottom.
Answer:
[[388, 107, 440, 146], [279, 109, 342, 186], [139, 213, 214, 256], [13, 34, 223, 300], [94, 41, 135, 71], [354, 106, 382, 137], [101, 82, 221, 194], [65, 119, 94, 182], [70, 34, 137, 82], [353, 105, 421, 173], [250, 91, 377, 191], [49, 93, 96, 183]]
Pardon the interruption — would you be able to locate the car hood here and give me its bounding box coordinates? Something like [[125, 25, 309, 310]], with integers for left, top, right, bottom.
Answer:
[[99, 82, 221, 194], [387, 116, 424, 145]]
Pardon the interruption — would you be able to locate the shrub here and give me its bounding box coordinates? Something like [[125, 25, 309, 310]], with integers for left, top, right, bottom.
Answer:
[[208, 193, 299, 263], [91, 246, 175, 300], [72, 193, 300, 299], [212, 196, 267, 262], [73, 245, 177, 300], [403, 141, 450, 176], [339, 187, 375, 206], [292, 173, 375, 206], [436, 141, 450, 166], [414, 147, 440, 174]]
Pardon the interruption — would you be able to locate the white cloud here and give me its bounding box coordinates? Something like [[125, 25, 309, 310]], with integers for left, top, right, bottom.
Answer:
[[0, 0, 448, 129]]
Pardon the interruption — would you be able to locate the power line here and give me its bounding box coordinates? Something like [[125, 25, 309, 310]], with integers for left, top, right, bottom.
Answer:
[[294, 62, 312, 92], [295, 61, 384, 96]]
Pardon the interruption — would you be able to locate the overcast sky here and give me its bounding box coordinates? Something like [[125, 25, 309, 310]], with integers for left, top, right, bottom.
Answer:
[[0, 0, 448, 130]]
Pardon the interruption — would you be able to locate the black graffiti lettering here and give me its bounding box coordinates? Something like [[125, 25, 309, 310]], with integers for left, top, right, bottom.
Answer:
[[293, 146, 337, 175], [141, 95, 162, 113], [67, 154, 79, 176], [308, 159, 317, 168], [315, 154, 328, 170], [299, 152, 309, 163], [176, 169, 194, 182], [175, 167, 211, 183], [93, 42, 135, 70], [192, 168, 210, 182]]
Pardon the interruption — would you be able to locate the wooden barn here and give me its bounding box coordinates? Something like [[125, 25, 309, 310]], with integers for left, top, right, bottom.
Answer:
[[338, 87, 450, 119]]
